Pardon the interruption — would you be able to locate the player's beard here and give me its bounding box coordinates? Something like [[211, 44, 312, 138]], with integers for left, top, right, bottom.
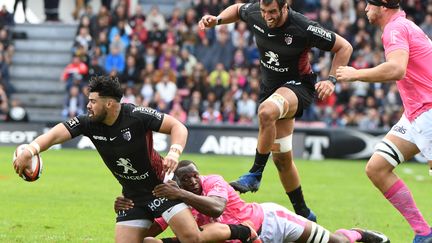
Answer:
[[88, 108, 108, 123], [367, 8, 382, 25], [266, 9, 283, 28]]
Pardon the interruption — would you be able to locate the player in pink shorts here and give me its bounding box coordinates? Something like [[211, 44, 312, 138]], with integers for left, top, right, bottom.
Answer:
[[116, 160, 389, 243], [336, 1, 432, 242]]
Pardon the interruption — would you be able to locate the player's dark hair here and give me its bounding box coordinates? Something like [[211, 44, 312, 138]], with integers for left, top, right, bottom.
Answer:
[[261, 0, 286, 10], [88, 76, 123, 102], [177, 160, 197, 169], [366, 0, 399, 9]]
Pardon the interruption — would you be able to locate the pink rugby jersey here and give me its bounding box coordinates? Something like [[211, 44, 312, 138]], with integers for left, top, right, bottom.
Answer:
[[382, 11, 432, 121], [155, 175, 264, 233]]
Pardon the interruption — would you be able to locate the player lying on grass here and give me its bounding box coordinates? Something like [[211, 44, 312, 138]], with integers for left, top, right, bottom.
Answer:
[[115, 160, 390, 243]]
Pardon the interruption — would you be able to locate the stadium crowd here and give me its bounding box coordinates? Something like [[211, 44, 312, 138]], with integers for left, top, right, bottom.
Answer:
[[4, 0, 432, 128]]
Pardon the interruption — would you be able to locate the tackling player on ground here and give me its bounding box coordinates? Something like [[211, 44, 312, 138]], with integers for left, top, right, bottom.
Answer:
[[198, 0, 352, 222], [336, 1, 432, 242], [116, 160, 390, 243]]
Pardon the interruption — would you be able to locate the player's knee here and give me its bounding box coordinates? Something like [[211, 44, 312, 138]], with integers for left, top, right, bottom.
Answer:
[[271, 135, 293, 154], [258, 105, 277, 124]]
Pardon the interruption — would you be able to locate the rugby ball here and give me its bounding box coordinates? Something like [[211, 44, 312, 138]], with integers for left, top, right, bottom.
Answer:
[[13, 144, 43, 182]]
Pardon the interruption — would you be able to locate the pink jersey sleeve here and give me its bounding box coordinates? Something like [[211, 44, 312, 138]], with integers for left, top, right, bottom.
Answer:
[[201, 175, 230, 199]]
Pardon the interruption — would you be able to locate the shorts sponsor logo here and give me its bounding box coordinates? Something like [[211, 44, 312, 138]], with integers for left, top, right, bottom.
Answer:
[[392, 125, 407, 134], [148, 197, 168, 211], [306, 25, 332, 41]]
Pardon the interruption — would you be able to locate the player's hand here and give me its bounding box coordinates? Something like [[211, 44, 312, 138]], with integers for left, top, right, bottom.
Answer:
[[13, 149, 33, 178], [315, 80, 335, 100], [114, 196, 134, 213], [336, 66, 357, 82], [163, 151, 179, 175], [153, 180, 182, 200], [198, 15, 218, 30]]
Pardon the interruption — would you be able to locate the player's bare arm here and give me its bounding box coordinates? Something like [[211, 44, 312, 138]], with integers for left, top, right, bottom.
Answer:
[[198, 3, 243, 29], [158, 114, 187, 174], [336, 49, 408, 82], [315, 34, 352, 100], [153, 181, 227, 218], [13, 123, 72, 177]]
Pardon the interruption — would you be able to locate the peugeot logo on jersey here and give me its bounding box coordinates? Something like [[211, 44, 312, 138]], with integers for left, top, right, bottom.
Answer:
[[265, 51, 279, 66], [116, 158, 138, 174]]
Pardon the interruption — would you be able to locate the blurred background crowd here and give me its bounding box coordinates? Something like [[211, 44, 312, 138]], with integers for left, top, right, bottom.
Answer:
[[1, 0, 432, 128]]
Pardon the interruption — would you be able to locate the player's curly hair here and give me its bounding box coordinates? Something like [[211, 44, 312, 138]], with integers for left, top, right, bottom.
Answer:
[[260, 0, 287, 10], [88, 75, 123, 102]]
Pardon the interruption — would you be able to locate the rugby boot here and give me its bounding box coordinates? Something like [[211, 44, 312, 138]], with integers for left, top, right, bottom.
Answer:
[[352, 228, 390, 243], [413, 228, 432, 243], [230, 171, 262, 193]]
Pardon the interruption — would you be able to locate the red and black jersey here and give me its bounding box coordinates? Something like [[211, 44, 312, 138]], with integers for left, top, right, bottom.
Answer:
[[239, 3, 336, 90], [63, 103, 165, 200]]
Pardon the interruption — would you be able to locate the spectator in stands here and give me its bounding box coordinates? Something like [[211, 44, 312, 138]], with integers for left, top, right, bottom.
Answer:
[[129, 4, 146, 29], [120, 86, 136, 104], [237, 91, 256, 124], [86, 57, 106, 82], [145, 5, 167, 31], [110, 3, 127, 27], [62, 85, 86, 119], [120, 55, 140, 88], [202, 104, 222, 124], [208, 62, 230, 88], [74, 26, 93, 52], [105, 45, 125, 73], [155, 75, 177, 105], [0, 53, 13, 95], [0, 5, 14, 27], [61, 55, 88, 90], [153, 60, 176, 84], [186, 104, 201, 124], [169, 102, 187, 123], [139, 76, 154, 106], [420, 13, 432, 38]]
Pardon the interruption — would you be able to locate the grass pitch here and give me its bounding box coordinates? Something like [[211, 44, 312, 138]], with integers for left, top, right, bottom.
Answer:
[[1, 146, 430, 242]]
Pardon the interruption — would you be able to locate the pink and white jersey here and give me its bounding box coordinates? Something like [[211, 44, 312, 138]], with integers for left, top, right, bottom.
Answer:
[[192, 175, 264, 231], [154, 175, 264, 233], [382, 11, 432, 121]]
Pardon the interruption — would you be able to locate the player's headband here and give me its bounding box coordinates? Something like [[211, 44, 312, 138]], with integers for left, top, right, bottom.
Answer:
[[366, 0, 400, 9]]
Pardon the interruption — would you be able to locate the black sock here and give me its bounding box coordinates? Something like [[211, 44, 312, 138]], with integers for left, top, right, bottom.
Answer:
[[287, 186, 310, 217], [228, 224, 250, 242], [249, 149, 270, 175]]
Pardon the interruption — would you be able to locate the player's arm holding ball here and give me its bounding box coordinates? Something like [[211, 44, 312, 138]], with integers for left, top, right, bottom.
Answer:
[[13, 123, 72, 179]]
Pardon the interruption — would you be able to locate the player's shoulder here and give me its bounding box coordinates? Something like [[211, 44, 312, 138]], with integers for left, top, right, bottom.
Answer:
[[202, 175, 228, 185], [63, 114, 88, 130], [127, 103, 163, 120]]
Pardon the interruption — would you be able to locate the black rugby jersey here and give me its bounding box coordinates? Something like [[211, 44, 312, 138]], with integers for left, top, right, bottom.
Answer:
[[63, 103, 166, 198], [239, 3, 336, 89]]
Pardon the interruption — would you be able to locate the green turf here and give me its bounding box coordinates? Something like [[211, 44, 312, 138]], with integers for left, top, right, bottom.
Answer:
[[1, 146, 430, 242]]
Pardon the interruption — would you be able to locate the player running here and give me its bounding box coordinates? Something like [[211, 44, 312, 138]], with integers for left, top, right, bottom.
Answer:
[[336, 1, 432, 242], [198, 0, 352, 222]]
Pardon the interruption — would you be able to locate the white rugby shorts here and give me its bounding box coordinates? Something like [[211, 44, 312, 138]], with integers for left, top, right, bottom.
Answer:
[[388, 109, 432, 160], [259, 202, 307, 243]]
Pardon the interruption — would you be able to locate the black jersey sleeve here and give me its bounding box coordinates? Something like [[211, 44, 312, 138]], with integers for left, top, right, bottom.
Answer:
[[239, 2, 255, 22], [130, 106, 165, 132], [304, 20, 336, 51], [63, 115, 87, 138]]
